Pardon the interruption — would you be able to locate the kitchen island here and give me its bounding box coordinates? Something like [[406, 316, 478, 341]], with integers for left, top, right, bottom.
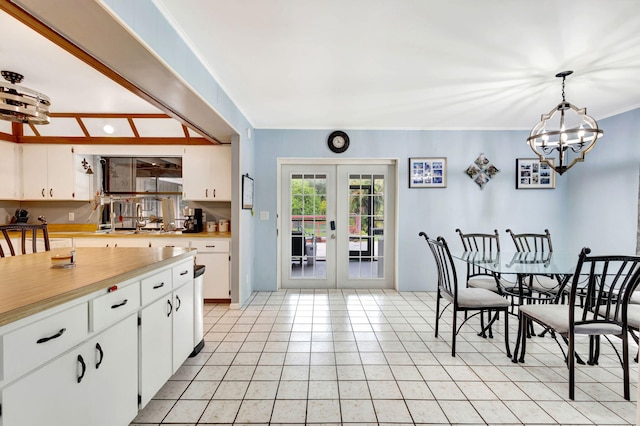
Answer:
[[0, 247, 196, 425]]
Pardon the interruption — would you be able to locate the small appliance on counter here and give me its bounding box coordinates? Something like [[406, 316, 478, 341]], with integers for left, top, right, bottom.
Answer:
[[183, 208, 204, 233], [11, 209, 29, 223]]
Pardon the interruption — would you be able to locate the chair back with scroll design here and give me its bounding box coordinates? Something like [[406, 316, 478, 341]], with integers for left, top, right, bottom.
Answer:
[[505, 228, 561, 298], [456, 228, 502, 293], [506, 228, 553, 252], [0, 224, 50, 257]]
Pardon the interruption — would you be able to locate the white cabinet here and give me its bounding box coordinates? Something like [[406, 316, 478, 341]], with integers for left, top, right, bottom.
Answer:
[[2, 315, 138, 426], [139, 259, 194, 407], [191, 239, 230, 299], [73, 237, 150, 248], [172, 280, 194, 371], [139, 291, 173, 408], [182, 145, 231, 201], [0, 141, 19, 199], [149, 238, 190, 249], [21, 145, 92, 200]]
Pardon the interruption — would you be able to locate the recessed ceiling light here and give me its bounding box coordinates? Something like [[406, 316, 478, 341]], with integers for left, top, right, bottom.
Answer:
[[103, 124, 115, 134]]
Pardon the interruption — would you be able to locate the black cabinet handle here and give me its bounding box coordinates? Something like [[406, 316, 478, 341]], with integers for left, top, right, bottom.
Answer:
[[153, 282, 165, 289], [110, 299, 128, 309], [77, 355, 86, 383], [167, 299, 173, 317], [95, 343, 104, 369], [175, 294, 181, 312], [179, 270, 189, 276], [36, 328, 66, 344]]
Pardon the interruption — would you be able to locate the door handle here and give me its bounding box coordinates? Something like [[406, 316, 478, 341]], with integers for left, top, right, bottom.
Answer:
[[330, 221, 336, 231]]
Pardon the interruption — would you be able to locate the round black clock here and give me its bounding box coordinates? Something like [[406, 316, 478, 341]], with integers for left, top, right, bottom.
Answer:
[[327, 130, 350, 153]]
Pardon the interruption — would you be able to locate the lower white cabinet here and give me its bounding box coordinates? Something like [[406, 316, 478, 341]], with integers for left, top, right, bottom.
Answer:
[[191, 239, 230, 299], [139, 292, 174, 408], [2, 315, 138, 426], [172, 280, 194, 371], [139, 259, 194, 407]]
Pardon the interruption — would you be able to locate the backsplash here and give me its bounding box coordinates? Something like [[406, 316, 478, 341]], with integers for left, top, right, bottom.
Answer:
[[0, 200, 231, 228]]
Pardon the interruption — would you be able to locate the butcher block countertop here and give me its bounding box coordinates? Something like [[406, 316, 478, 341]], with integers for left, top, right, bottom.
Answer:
[[0, 247, 195, 327]]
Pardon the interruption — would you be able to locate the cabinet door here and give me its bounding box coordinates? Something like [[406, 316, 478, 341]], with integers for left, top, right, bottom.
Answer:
[[172, 281, 194, 371], [0, 141, 18, 199], [2, 344, 91, 426], [199, 252, 230, 299], [182, 147, 210, 200], [139, 295, 173, 408], [21, 144, 49, 199], [88, 315, 138, 426], [47, 145, 76, 200], [209, 145, 232, 200]]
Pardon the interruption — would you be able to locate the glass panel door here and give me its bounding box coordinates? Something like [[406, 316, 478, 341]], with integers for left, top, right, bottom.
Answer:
[[281, 165, 335, 289], [336, 165, 394, 288], [281, 162, 394, 289]]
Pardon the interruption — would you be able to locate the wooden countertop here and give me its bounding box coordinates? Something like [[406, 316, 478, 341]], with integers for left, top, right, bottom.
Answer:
[[48, 231, 232, 239], [1, 224, 231, 239], [0, 247, 195, 327]]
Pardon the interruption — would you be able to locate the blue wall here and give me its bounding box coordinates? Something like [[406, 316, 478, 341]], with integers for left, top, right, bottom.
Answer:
[[254, 128, 578, 291]]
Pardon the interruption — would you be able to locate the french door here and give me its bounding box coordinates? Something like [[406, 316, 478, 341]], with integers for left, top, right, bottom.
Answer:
[[280, 161, 396, 289]]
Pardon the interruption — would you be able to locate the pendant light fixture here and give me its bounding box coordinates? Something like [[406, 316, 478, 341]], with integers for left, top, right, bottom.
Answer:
[[0, 70, 51, 125], [526, 71, 603, 175]]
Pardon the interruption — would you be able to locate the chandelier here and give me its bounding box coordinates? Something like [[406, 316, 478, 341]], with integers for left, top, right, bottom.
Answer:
[[526, 71, 603, 175], [0, 70, 51, 125]]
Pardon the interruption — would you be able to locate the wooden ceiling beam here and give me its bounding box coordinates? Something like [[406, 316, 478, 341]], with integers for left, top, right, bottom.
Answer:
[[17, 136, 214, 145]]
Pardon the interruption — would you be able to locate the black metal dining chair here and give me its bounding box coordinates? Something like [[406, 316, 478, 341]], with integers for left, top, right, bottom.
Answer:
[[0, 223, 51, 257], [419, 232, 511, 357], [505, 228, 564, 299], [515, 248, 640, 400], [455, 228, 506, 294]]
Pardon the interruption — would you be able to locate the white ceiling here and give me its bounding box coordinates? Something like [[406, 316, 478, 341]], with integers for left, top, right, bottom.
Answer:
[[154, 0, 640, 130], [3, 1, 640, 134]]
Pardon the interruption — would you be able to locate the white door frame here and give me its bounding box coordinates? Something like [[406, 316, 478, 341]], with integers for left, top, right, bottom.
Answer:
[[276, 158, 399, 290]]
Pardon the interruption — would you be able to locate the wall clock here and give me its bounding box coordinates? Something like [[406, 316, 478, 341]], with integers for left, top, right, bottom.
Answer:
[[327, 130, 350, 153]]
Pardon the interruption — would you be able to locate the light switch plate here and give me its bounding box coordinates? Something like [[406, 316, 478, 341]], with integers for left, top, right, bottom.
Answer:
[[260, 211, 269, 220]]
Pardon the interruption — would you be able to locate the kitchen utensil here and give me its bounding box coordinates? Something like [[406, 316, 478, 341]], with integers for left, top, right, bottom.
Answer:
[[119, 204, 123, 222]]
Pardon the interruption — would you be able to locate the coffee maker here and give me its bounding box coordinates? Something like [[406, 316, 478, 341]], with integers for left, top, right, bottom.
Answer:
[[193, 208, 204, 233], [183, 208, 203, 233]]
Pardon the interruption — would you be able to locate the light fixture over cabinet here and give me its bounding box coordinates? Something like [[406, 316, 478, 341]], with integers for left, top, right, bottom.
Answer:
[[0, 70, 50, 124], [526, 71, 603, 175]]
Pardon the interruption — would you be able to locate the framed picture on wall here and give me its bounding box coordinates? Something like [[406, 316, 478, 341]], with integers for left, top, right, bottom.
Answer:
[[409, 157, 447, 188], [515, 158, 556, 189], [242, 174, 254, 209]]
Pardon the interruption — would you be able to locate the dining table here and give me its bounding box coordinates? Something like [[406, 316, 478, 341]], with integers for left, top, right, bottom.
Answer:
[[450, 250, 584, 362]]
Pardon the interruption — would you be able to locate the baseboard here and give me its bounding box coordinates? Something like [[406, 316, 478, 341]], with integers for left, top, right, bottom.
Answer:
[[204, 298, 231, 304]]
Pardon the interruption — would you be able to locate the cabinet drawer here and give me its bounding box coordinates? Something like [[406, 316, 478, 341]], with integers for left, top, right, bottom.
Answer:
[[90, 282, 140, 332], [2, 302, 88, 381], [191, 240, 229, 253], [141, 269, 172, 305], [173, 260, 193, 288]]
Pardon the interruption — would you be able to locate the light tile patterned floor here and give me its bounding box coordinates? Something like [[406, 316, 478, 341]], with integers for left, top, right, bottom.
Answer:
[[130, 290, 638, 425]]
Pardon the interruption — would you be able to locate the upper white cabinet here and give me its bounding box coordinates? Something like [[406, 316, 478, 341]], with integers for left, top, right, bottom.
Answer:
[[21, 145, 92, 201], [182, 145, 231, 201], [0, 141, 19, 200]]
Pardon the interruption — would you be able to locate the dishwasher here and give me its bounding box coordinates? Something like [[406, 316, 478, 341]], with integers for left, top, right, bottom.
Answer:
[[190, 264, 206, 357]]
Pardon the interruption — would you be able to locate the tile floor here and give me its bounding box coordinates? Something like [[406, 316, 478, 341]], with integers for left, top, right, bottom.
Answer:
[[130, 290, 638, 425]]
